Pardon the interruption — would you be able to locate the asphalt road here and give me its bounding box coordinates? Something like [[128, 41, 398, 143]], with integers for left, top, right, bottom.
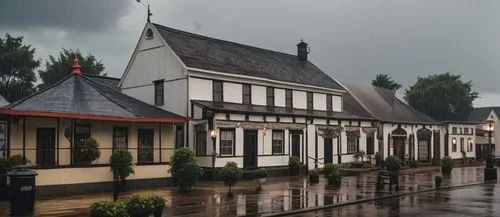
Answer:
[[290, 183, 500, 217]]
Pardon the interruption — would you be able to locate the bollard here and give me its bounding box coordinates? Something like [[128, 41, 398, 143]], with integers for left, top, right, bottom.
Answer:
[[7, 166, 38, 216]]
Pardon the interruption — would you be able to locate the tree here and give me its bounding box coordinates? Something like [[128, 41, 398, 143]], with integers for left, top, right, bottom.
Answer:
[[0, 34, 39, 102], [404, 73, 478, 121], [372, 74, 402, 90], [38, 48, 105, 90]]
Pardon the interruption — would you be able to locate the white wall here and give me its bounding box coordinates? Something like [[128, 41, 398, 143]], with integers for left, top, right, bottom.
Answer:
[[446, 123, 476, 159], [293, 91, 307, 109], [313, 93, 326, 111], [223, 82, 242, 103], [275, 88, 286, 107], [189, 77, 213, 101], [252, 85, 266, 106]]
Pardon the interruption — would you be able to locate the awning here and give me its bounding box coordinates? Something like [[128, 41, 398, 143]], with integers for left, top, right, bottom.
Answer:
[[362, 127, 377, 138], [345, 126, 360, 137], [317, 126, 343, 138]]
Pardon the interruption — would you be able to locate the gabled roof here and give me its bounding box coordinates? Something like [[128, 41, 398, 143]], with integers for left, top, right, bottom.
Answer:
[[341, 81, 439, 124], [192, 100, 371, 121], [468, 107, 500, 122], [152, 23, 344, 90], [1, 72, 185, 123]]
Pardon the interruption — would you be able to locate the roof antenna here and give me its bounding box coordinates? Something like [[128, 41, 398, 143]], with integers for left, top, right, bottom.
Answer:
[[136, 0, 153, 22]]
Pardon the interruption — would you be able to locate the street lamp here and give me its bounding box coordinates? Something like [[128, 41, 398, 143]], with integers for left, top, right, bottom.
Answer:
[[210, 130, 217, 181], [484, 119, 497, 182]]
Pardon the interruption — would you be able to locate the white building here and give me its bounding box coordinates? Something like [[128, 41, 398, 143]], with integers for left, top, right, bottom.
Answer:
[[468, 107, 500, 159]]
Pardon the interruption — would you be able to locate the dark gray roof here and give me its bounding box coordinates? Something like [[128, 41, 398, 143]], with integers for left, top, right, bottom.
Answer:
[[5, 74, 183, 119], [192, 100, 371, 120], [468, 107, 500, 122], [0, 94, 8, 107], [153, 23, 344, 90], [84, 74, 120, 91], [341, 81, 439, 124]]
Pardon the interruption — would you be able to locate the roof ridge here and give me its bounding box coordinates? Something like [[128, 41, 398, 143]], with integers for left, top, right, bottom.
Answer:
[[83, 73, 120, 80], [152, 23, 301, 60], [7, 74, 74, 108]]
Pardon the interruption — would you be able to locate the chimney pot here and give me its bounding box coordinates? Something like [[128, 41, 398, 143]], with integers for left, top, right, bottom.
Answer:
[[297, 40, 309, 61]]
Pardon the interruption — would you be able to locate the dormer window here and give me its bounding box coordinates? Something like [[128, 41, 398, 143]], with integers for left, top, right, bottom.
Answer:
[[145, 28, 154, 40]]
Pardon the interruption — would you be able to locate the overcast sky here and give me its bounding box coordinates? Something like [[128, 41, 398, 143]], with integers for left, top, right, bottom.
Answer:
[[0, 0, 499, 107]]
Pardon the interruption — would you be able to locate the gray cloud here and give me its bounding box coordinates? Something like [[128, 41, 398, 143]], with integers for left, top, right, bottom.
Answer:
[[0, 0, 133, 31], [0, 0, 499, 107]]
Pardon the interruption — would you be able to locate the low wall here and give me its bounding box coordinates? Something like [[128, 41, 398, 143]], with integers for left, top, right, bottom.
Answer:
[[32, 164, 173, 197]]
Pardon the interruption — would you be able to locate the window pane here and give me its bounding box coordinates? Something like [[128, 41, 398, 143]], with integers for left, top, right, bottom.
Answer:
[[213, 81, 223, 102], [272, 131, 284, 154], [113, 128, 128, 149], [286, 90, 292, 108], [196, 131, 207, 155], [220, 130, 234, 156], [307, 92, 313, 110], [347, 135, 357, 154], [267, 87, 274, 106]]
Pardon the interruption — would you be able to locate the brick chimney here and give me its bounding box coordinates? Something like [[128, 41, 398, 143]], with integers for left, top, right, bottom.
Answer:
[[297, 40, 309, 61]]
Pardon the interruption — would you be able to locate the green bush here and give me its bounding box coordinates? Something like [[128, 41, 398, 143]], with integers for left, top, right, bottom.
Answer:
[[110, 149, 135, 181], [288, 156, 300, 169], [435, 175, 443, 188], [308, 169, 320, 183], [323, 163, 339, 175], [74, 137, 100, 164], [384, 156, 401, 172], [409, 161, 420, 168], [89, 200, 126, 217], [8, 154, 30, 166], [254, 168, 269, 179], [220, 161, 243, 194], [353, 151, 365, 162], [125, 194, 153, 217], [169, 148, 203, 192], [441, 156, 454, 174], [149, 195, 166, 216]]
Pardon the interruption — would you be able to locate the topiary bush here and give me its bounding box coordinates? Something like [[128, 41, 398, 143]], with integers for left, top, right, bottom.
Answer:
[[308, 169, 320, 183], [169, 148, 203, 193], [384, 156, 401, 172], [322, 163, 339, 176], [8, 154, 30, 166], [149, 195, 166, 217], [288, 156, 300, 175], [440, 156, 454, 175], [254, 168, 269, 179], [125, 194, 153, 217], [74, 137, 100, 165], [110, 149, 135, 193], [89, 200, 126, 217], [220, 161, 243, 195]]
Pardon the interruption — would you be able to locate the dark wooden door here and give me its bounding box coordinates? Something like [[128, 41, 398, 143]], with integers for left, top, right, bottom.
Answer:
[[433, 131, 440, 159], [324, 138, 333, 164], [366, 137, 375, 155], [244, 130, 258, 169], [393, 137, 405, 161], [291, 134, 300, 159], [138, 129, 154, 163], [37, 128, 55, 166]]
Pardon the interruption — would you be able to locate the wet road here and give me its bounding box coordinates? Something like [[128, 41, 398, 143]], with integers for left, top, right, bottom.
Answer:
[[291, 183, 500, 217]]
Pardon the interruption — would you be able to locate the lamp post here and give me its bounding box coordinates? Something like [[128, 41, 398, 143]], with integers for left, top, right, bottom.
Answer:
[[484, 119, 497, 182], [210, 130, 217, 181]]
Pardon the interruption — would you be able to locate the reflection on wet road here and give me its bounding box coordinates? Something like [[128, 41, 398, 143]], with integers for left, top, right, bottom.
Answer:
[[292, 184, 500, 217]]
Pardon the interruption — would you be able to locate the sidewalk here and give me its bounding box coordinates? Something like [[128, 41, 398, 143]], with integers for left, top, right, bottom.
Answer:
[[0, 166, 485, 216]]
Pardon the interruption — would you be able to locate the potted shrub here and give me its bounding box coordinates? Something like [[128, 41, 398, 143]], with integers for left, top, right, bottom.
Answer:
[[89, 200, 126, 217], [441, 156, 454, 175], [110, 149, 135, 194], [288, 156, 300, 176], [308, 169, 320, 183], [327, 171, 342, 187], [74, 137, 100, 165], [220, 162, 243, 196], [353, 151, 365, 162], [254, 168, 269, 188], [435, 175, 443, 188], [149, 195, 166, 217], [125, 194, 153, 217], [169, 148, 203, 193], [322, 163, 338, 176]]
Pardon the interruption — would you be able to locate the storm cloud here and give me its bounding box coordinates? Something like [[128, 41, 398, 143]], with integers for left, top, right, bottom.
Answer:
[[0, 0, 499, 106]]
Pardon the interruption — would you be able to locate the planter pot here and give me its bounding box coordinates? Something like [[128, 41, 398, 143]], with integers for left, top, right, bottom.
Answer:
[[309, 174, 319, 183], [256, 178, 267, 185], [328, 177, 341, 187], [441, 168, 452, 176], [153, 208, 164, 217]]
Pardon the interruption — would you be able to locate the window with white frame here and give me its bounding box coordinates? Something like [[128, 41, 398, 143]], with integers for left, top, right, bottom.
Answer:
[[272, 130, 284, 154], [195, 131, 207, 156], [113, 127, 128, 150], [347, 133, 358, 154], [220, 129, 234, 156]]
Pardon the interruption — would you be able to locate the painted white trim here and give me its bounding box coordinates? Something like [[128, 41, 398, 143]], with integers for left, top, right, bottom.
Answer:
[[188, 67, 345, 95]]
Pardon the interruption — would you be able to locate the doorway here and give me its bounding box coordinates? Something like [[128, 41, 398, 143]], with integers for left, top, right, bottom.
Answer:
[[244, 130, 258, 169], [324, 138, 333, 164], [433, 130, 440, 160], [291, 134, 300, 159], [36, 128, 56, 166], [138, 129, 154, 163]]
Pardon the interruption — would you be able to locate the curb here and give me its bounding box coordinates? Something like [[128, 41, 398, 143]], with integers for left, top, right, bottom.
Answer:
[[260, 182, 484, 217]]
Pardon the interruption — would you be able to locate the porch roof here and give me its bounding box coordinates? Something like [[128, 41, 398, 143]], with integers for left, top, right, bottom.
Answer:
[[1, 71, 186, 123], [191, 100, 372, 120]]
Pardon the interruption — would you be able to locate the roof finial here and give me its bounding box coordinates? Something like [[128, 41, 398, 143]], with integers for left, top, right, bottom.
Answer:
[[71, 56, 81, 75], [147, 4, 153, 22]]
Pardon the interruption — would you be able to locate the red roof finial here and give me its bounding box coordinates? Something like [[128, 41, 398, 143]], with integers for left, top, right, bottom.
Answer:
[[71, 56, 81, 75]]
